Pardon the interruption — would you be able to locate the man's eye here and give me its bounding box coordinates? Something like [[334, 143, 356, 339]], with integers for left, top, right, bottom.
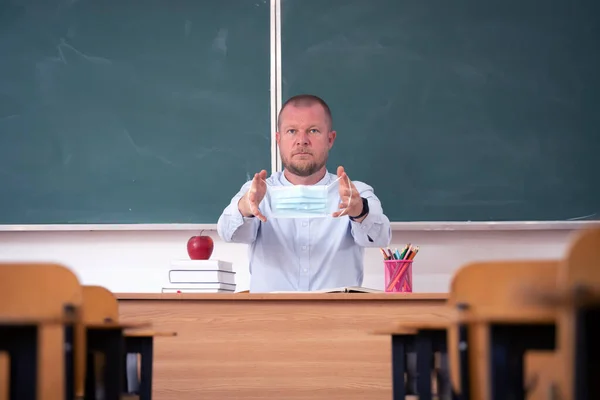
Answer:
[[287, 129, 296, 134], [310, 129, 319, 134]]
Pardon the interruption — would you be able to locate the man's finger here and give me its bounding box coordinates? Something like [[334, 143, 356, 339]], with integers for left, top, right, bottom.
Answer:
[[247, 189, 267, 222], [249, 200, 267, 222], [338, 175, 350, 191], [332, 209, 347, 218], [249, 174, 258, 193], [341, 187, 353, 196], [255, 210, 267, 222], [250, 200, 266, 222]]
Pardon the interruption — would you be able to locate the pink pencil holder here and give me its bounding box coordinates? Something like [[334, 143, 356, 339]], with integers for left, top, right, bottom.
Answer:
[[384, 260, 413, 293]]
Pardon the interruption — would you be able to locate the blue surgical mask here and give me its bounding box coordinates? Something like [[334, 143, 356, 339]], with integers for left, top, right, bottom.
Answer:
[[266, 175, 351, 219]]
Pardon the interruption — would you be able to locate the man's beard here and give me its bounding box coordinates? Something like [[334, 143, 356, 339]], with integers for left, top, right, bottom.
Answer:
[[282, 157, 326, 177]]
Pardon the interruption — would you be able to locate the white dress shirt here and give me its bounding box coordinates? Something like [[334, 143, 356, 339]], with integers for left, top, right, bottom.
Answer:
[[217, 170, 392, 292]]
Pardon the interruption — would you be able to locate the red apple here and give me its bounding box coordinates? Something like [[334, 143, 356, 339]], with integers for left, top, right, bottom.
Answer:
[[187, 234, 214, 260]]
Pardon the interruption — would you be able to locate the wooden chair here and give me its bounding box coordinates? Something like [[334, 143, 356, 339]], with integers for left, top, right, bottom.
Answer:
[[0, 352, 7, 400], [519, 228, 600, 400], [79, 285, 176, 400], [0, 262, 82, 400], [559, 228, 600, 400], [374, 259, 560, 400], [76, 284, 129, 400], [447, 260, 559, 400]]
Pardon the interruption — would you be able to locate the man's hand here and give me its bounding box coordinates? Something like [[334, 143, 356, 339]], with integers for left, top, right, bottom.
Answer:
[[333, 166, 365, 220], [238, 170, 268, 222]]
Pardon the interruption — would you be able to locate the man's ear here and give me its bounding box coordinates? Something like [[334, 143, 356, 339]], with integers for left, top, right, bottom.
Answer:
[[328, 130, 337, 149], [275, 131, 281, 144]]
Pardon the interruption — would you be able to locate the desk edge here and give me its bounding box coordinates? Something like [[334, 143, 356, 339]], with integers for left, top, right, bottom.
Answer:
[[115, 292, 449, 301]]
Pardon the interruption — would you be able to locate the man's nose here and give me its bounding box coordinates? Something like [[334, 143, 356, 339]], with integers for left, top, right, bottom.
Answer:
[[295, 131, 310, 145]]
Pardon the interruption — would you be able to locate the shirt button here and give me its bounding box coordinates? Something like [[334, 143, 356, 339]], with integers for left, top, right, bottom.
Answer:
[[302, 245, 307, 250], [302, 221, 308, 227], [303, 269, 308, 273]]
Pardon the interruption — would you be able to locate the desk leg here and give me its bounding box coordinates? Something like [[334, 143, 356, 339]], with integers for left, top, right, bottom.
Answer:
[[0, 325, 37, 400], [63, 324, 75, 400], [406, 351, 418, 394], [458, 323, 470, 400], [574, 305, 600, 400], [490, 324, 555, 400], [433, 333, 451, 400], [87, 328, 124, 400], [125, 336, 154, 400], [391, 335, 407, 400], [84, 350, 97, 400], [416, 332, 434, 400]]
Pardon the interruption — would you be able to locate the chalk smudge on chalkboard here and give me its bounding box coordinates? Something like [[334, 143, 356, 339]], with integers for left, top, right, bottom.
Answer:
[[122, 129, 173, 166], [184, 20, 192, 37], [567, 213, 597, 221], [0, 114, 20, 122], [450, 61, 487, 84], [305, 34, 383, 56], [35, 39, 113, 96], [193, 148, 217, 161], [57, 39, 112, 66], [212, 28, 228, 56]]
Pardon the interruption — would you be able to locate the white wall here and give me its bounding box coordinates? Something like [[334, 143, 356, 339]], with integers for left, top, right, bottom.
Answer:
[[0, 228, 580, 293]]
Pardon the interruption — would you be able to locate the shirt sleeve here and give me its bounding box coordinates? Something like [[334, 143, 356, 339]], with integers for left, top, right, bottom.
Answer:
[[217, 180, 261, 244], [349, 183, 392, 247]]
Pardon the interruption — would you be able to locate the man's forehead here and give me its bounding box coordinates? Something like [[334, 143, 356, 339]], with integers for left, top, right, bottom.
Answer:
[[279, 104, 329, 125]]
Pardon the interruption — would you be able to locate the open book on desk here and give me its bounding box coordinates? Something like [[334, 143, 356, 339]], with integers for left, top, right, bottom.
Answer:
[[271, 286, 382, 294]]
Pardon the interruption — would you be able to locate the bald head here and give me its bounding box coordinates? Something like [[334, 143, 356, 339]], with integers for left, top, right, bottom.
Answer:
[[277, 94, 333, 131]]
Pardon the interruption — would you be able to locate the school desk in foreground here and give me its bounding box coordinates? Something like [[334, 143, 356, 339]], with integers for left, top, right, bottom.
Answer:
[[116, 292, 447, 400]]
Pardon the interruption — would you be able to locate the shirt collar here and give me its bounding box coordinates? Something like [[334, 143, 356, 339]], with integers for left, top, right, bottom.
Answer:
[[279, 169, 331, 186]]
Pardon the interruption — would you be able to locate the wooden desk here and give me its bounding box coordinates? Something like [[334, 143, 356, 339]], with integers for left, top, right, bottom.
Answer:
[[116, 292, 448, 400]]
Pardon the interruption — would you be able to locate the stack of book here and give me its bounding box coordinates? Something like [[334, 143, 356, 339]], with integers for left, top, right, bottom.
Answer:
[[161, 259, 236, 293]]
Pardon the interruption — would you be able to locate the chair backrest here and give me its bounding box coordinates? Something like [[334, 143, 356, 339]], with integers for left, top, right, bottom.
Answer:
[[449, 259, 559, 314], [0, 262, 82, 319], [557, 228, 600, 400], [0, 262, 83, 400], [561, 228, 600, 290], [447, 259, 559, 400], [75, 285, 120, 397], [82, 285, 120, 323]]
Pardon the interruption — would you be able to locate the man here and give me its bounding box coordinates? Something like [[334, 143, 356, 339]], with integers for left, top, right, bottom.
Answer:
[[217, 94, 391, 292]]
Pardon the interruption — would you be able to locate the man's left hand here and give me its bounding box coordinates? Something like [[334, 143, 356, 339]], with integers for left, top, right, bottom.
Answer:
[[333, 166, 364, 219]]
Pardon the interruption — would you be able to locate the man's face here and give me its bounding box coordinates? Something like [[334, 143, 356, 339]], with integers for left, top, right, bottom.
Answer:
[[276, 103, 336, 177]]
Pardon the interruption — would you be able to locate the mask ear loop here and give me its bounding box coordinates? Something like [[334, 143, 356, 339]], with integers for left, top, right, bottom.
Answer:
[[337, 174, 352, 217]]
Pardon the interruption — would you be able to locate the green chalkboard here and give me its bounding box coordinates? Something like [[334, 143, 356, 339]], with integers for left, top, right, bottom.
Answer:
[[0, 0, 270, 224], [282, 0, 600, 222]]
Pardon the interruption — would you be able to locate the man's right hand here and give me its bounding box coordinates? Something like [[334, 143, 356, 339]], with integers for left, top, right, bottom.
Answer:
[[238, 169, 268, 222]]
